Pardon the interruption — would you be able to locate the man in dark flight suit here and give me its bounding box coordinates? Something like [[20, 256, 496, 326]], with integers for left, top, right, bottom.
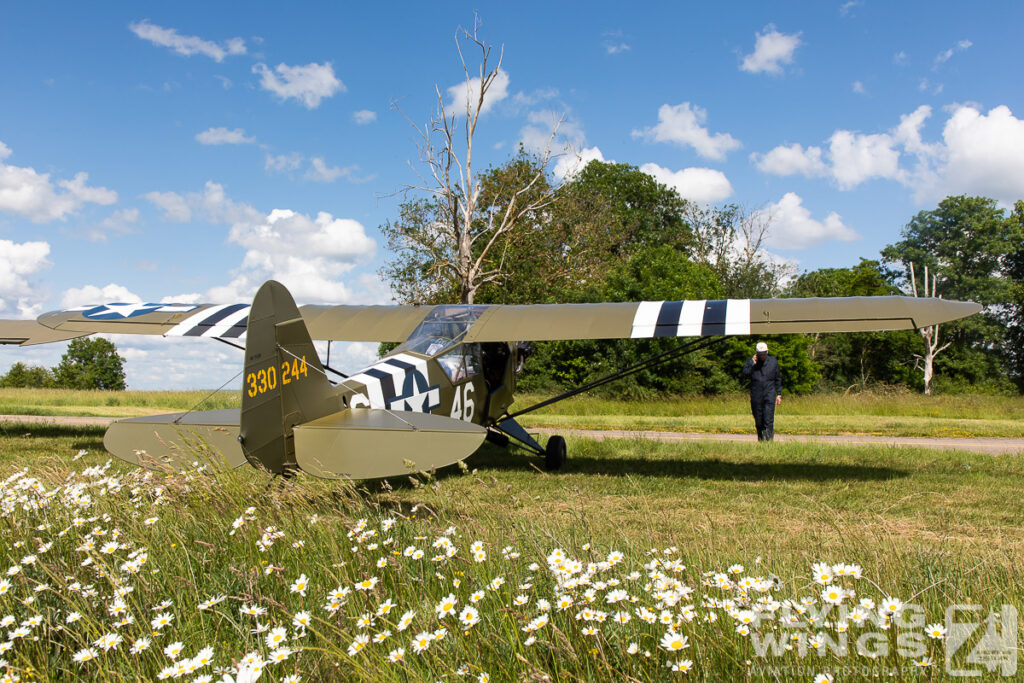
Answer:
[[742, 341, 782, 441]]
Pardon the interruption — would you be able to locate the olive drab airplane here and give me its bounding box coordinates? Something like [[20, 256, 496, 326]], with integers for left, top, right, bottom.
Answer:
[[1, 281, 981, 480]]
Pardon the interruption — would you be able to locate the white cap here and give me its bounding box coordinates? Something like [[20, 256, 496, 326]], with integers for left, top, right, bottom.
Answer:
[[756, 342, 768, 353]]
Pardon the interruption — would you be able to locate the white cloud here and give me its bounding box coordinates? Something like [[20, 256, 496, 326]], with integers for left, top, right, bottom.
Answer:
[[933, 104, 1024, 203], [740, 25, 801, 75], [828, 130, 902, 189], [521, 110, 584, 155], [144, 190, 191, 221], [446, 68, 510, 117], [640, 163, 733, 203], [520, 111, 604, 181], [210, 206, 377, 304], [839, 1, 861, 17], [60, 283, 142, 309], [60, 172, 118, 205], [252, 62, 344, 109], [142, 182, 377, 305], [753, 116, 910, 190], [750, 143, 828, 177], [893, 50, 909, 65], [128, 20, 245, 62], [756, 193, 859, 249], [306, 157, 346, 183], [604, 42, 630, 55], [0, 143, 117, 222], [352, 110, 377, 125], [508, 88, 559, 114], [106, 335, 242, 390], [0, 240, 51, 318], [632, 102, 741, 160], [265, 152, 303, 174], [90, 208, 141, 241], [852, 81, 866, 95], [195, 127, 255, 145], [554, 146, 605, 180], [307, 157, 343, 182], [304, 158, 372, 184], [756, 103, 1024, 203], [935, 39, 972, 66]]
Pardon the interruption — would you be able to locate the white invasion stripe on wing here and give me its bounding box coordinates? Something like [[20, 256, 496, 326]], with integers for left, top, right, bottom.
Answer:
[[164, 305, 232, 337], [630, 301, 663, 338], [677, 300, 706, 337], [202, 306, 251, 338], [725, 299, 751, 335]]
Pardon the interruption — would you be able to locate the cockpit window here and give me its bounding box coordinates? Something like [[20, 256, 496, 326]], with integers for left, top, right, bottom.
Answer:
[[394, 305, 489, 356], [436, 344, 482, 382]]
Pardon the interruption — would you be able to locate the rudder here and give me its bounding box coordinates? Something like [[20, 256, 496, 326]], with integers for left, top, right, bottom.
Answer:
[[239, 281, 342, 474]]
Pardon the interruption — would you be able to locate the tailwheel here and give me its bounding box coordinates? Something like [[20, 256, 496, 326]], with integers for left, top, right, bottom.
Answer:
[[544, 435, 567, 471]]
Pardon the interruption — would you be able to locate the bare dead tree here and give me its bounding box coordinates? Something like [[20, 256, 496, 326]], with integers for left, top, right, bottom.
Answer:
[[909, 262, 951, 395], [393, 17, 562, 304], [686, 203, 793, 298]]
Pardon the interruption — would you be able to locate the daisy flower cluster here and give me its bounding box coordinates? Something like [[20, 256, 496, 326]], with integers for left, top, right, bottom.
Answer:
[[0, 450, 957, 681], [0, 461, 304, 682]]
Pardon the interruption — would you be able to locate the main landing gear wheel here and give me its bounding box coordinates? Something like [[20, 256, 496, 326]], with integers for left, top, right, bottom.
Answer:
[[544, 435, 567, 471]]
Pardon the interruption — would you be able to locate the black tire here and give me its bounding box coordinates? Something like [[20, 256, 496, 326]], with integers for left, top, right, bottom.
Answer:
[[544, 435, 567, 471]]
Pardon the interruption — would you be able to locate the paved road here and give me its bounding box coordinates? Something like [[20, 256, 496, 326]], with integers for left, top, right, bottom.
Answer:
[[3, 414, 1021, 455]]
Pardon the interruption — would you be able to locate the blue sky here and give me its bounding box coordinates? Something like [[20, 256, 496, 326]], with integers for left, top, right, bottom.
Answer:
[[2, 1, 1023, 388]]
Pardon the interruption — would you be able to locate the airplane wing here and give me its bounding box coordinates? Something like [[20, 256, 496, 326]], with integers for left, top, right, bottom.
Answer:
[[24, 293, 981, 344], [461, 297, 983, 341], [0, 320, 88, 346], [31, 302, 434, 343]]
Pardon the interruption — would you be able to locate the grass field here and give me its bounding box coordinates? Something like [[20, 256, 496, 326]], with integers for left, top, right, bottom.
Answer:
[[4, 387, 1024, 438], [513, 392, 1024, 438], [0, 407, 1021, 681], [0, 388, 239, 418]]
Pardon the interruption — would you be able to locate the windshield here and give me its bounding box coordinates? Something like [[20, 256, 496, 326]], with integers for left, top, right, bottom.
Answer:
[[393, 305, 489, 356]]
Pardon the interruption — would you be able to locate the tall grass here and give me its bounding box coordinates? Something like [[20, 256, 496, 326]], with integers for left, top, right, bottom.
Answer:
[[0, 424, 1019, 681]]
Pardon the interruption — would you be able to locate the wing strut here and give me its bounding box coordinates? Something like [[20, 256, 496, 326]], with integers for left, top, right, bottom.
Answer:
[[503, 336, 728, 422]]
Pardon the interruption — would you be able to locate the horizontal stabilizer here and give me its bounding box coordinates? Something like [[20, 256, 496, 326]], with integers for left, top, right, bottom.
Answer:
[[294, 408, 485, 480], [103, 409, 247, 471]]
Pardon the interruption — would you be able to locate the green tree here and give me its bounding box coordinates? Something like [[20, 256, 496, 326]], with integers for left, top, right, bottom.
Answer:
[[882, 195, 1022, 392], [0, 362, 55, 388], [382, 23, 560, 305], [722, 334, 821, 396], [1004, 201, 1024, 390], [788, 259, 918, 390], [474, 159, 694, 305], [53, 338, 126, 390], [686, 203, 792, 298], [517, 246, 733, 396], [382, 149, 557, 306]]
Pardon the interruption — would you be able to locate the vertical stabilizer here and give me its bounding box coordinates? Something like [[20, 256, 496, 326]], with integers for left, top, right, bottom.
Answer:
[[239, 281, 342, 474]]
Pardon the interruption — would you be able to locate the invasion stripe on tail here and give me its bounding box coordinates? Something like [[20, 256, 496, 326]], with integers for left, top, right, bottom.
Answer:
[[630, 300, 751, 338]]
